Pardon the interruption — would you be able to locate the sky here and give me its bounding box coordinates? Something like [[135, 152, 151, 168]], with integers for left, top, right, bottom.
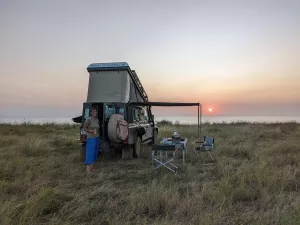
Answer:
[[0, 0, 300, 117]]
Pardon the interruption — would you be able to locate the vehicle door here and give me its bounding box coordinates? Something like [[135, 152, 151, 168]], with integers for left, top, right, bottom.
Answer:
[[133, 106, 152, 142], [79, 102, 93, 141]]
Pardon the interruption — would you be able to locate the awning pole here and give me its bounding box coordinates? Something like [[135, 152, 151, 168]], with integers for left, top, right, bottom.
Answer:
[[198, 104, 200, 142], [200, 104, 202, 141]]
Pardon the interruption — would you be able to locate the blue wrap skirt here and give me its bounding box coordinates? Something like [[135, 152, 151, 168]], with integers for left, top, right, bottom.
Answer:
[[85, 137, 100, 165]]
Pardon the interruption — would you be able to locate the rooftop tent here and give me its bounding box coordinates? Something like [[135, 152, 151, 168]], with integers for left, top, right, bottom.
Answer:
[[86, 62, 146, 103]]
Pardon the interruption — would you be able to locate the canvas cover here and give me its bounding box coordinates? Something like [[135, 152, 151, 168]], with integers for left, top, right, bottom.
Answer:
[[86, 70, 144, 103], [129, 78, 144, 102]]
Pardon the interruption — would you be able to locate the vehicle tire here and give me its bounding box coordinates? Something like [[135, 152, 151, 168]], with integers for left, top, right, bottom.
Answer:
[[133, 136, 142, 158]]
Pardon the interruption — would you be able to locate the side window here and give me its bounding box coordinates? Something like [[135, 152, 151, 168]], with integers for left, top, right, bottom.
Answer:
[[132, 107, 149, 122], [133, 108, 140, 121], [142, 107, 149, 122]]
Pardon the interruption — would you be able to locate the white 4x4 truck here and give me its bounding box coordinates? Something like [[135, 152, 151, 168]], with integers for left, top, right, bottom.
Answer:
[[72, 62, 201, 160]]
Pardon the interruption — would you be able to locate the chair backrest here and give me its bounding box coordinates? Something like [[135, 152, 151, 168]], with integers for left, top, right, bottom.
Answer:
[[172, 136, 181, 144], [204, 136, 214, 145]]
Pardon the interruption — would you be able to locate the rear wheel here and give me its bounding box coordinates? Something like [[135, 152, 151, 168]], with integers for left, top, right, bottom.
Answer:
[[133, 136, 142, 158]]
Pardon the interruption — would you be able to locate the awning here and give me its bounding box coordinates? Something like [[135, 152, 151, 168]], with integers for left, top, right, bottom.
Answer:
[[72, 116, 82, 123], [127, 101, 200, 107], [128, 101, 202, 141]]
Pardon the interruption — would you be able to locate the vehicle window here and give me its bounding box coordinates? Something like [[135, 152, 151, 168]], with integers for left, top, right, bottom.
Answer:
[[84, 108, 90, 119], [105, 105, 126, 120], [105, 105, 116, 119], [118, 107, 126, 119], [133, 107, 148, 122], [141, 107, 148, 122], [119, 107, 125, 116], [133, 108, 140, 121]]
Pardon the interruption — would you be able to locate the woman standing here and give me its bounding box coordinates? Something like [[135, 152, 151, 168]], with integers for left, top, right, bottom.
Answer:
[[83, 107, 100, 173]]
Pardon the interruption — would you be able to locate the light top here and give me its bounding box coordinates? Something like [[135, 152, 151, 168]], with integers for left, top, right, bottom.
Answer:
[[87, 62, 130, 72]]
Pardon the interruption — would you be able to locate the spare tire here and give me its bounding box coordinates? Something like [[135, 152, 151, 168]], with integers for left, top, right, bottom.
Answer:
[[107, 114, 128, 142]]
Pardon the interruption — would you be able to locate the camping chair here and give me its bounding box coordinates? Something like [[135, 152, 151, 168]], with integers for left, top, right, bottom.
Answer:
[[192, 136, 215, 164], [151, 144, 179, 174]]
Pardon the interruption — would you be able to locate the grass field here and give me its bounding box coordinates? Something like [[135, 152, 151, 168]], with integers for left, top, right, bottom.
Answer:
[[1, 121, 300, 225]]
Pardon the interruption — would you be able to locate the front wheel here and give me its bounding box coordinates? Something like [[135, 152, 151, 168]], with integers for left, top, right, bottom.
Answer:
[[133, 136, 142, 158]]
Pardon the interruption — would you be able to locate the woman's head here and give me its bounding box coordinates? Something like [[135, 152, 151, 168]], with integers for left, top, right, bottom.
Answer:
[[91, 107, 97, 117]]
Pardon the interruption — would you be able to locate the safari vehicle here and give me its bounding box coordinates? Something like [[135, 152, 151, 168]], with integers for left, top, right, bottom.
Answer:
[[76, 102, 158, 158], [72, 62, 158, 158], [72, 62, 203, 159]]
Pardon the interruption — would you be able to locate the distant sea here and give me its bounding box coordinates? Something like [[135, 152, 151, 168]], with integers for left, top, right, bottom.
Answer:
[[0, 116, 299, 124]]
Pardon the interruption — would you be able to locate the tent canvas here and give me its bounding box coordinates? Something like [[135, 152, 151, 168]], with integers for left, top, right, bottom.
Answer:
[[86, 63, 144, 103], [87, 70, 130, 103]]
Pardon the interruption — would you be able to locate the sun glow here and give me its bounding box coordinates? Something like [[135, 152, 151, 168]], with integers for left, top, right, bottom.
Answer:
[[208, 108, 212, 112]]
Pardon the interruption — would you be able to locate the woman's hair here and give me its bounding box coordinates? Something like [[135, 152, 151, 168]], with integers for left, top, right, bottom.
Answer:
[[90, 107, 97, 112]]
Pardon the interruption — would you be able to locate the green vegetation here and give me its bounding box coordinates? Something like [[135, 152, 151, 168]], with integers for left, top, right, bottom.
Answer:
[[1, 121, 300, 225]]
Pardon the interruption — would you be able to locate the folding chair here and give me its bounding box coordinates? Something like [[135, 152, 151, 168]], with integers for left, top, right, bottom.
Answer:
[[192, 136, 215, 163], [151, 144, 179, 174]]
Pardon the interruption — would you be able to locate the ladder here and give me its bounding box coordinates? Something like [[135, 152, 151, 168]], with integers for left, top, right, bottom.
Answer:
[[131, 70, 148, 102]]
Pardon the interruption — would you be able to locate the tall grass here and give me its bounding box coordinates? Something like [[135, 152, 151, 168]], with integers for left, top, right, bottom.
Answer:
[[0, 122, 300, 224]]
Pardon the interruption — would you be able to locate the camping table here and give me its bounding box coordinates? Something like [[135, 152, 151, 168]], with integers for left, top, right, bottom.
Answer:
[[160, 137, 188, 163]]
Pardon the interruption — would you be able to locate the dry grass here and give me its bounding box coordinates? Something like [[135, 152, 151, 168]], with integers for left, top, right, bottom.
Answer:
[[1, 122, 300, 225]]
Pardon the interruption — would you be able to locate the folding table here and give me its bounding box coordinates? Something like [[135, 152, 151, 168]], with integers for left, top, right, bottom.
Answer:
[[160, 137, 188, 163]]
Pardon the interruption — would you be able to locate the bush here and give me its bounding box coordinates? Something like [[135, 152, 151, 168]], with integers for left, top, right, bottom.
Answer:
[[157, 120, 173, 126]]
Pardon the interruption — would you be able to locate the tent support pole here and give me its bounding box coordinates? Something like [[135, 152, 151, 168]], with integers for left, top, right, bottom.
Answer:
[[198, 104, 200, 142], [200, 104, 202, 140]]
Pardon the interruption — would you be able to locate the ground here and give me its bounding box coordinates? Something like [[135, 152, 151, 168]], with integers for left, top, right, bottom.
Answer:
[[1, 121, 300, 225]]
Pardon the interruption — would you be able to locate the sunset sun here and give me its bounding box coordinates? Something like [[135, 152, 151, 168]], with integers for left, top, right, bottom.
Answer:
[[208, 108, 212, 112]]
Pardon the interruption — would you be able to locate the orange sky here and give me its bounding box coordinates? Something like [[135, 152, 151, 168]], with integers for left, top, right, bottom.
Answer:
[[0, 0, 300, 117]]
